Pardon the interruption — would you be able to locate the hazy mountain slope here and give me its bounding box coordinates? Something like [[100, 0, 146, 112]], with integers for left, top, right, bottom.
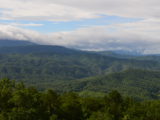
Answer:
[[96, 50, 160, 61], [0, 40, 36, 47], [95, 51, 140, 59], [0, 45, 83, 54]]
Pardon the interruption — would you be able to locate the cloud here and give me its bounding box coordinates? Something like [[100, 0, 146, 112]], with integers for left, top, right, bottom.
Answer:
[[0, 0, 98, 21], [0, 24, 45, 42], [51, 0, 160, 19], [0, 0, 160, 21], [0, 18, 160, 54], [1, 23, 44, 27], [11, 23, 43, 27], [0, 0, 160, 54]]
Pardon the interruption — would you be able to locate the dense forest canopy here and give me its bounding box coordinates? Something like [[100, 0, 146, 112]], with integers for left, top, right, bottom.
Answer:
[[50, 69, 160, 100], [0, 78, 160, 120]]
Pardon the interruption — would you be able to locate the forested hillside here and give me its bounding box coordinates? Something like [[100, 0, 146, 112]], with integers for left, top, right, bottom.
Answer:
[[0, 42, 160, 100], [0, 45, 160, 88], [0, 0, 159, 119], [51, 69, 160, 100]]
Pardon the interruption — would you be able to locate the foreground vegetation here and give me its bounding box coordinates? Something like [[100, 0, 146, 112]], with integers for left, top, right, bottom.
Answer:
[[1, 78, 160, 120]]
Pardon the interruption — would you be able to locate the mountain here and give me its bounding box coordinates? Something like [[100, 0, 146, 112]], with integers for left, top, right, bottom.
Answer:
[[95, 50, 144, 59], [95, 51, 134, 58], [0, 45, 159, 90], [0, 40, 36, 47], [50, 69, 160, 100], [95, 50, 160, 61], [0, 45, 83, 54], [1, 40, 160, 100], [112, 50, 143, 56]]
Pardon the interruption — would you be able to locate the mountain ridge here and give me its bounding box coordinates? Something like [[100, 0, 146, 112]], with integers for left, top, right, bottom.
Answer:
[[0, 40, 37, 47]]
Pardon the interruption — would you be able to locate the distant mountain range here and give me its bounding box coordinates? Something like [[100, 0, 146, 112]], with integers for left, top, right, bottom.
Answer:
[[96, 50, 143, 59], [0, 40, 36, 47], [0, 39, 160, 100], [0, 39, 156, 56], [97, 50, 143, 56]]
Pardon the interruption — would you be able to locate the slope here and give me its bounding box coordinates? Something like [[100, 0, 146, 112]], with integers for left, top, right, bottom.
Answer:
[[50, 69, 160, 100], [0, 40, 36, 47], [0, 43, 160, 93]]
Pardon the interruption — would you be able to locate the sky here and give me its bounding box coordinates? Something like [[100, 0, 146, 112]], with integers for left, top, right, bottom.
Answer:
[[0, 0, 160, 54]]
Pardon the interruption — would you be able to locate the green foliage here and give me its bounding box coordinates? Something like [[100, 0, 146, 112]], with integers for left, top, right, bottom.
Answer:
[[0, 79, 160, 120], [1, 45, 160, 119], [87, 111, 113, 120], [55, 69, 160, 100], [79, 91, 106, 98]]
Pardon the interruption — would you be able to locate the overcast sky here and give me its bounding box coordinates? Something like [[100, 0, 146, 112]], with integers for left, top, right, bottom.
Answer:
[[0, 0, 160, 54]]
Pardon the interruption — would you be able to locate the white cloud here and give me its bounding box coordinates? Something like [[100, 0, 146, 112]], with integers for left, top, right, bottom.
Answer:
[[0, 0, 160, 21], [0, 0, 98, 21], [0, 18, 160, 54], [0, 0, 160, 54], [0, 24, 45, 42], [51, 0, 160, 19], [2, 23, 43, 27]]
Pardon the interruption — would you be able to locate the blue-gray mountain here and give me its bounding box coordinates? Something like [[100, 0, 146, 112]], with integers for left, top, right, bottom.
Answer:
[[0, 40, 36, 47]]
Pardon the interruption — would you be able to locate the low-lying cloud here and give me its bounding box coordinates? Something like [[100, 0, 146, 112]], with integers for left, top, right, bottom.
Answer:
[[0, 18, 160, 54], [0, 0, 160, 54]]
